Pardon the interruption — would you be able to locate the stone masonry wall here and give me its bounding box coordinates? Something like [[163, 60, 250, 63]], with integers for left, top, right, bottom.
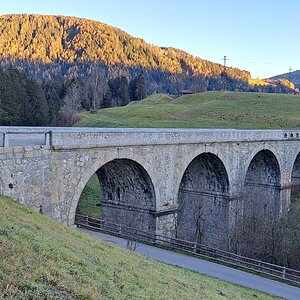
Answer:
[[1, 127, 300, 249]]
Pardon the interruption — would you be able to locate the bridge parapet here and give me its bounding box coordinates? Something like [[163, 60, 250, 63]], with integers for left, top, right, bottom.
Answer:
[[1, 127, 299, 149]]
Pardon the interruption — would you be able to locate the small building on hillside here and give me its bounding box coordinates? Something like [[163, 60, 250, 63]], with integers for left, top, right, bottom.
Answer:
[[180, 89, 194, 96]]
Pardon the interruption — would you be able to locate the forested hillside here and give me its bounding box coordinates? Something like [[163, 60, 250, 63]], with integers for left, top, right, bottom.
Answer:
[[0, 14, 297, 126], [0, 66, 147, 126], [0, 14, 248, 77], [0, 13, 295, 95]]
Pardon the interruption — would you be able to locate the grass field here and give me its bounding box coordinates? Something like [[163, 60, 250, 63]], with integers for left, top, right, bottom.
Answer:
[[76, 91, 300, 129], [77, 174, 101, 218], [0, 195, 282, 300]]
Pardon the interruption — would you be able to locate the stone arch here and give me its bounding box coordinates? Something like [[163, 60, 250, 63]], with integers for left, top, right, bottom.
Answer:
[[175, 148, 232, 199], [291, 152, 300, 201], [176, 152, 230, 249], [68, 154, 157, 228], [242, 145, 283, 185]]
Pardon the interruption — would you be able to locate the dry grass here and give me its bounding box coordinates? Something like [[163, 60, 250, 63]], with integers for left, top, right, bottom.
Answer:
[[0, 195, 282, 299]]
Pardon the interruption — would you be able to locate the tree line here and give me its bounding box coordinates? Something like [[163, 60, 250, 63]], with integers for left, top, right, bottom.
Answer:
[[0, 66, 146, 126]]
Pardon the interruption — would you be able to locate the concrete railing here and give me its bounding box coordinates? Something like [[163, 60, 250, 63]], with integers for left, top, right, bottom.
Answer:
[[1, 127, 300, 148], [0, 130, 52, 147]]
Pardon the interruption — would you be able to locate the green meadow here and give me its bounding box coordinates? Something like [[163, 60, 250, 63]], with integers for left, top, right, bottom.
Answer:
[[76, 91, 300, 129]]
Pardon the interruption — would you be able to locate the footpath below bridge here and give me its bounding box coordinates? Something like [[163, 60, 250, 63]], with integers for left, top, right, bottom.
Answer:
[[79, 228, 300, 300]]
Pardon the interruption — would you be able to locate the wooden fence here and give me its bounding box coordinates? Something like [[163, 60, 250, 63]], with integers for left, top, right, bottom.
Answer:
[[75, 214, 300, 285]]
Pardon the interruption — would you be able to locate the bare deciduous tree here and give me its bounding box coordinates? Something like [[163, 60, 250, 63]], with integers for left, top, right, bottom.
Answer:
[[232, 189, 300, 269], [58, 82, 81, 126], [84, 66, 108, 110]]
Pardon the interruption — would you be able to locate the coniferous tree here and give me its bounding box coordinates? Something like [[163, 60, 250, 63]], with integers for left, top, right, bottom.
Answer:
[[108, 76, 130, 106], [129, 74, 146, 101], [0, 107, 11, 125], [118, 76, 130, 106], [103, 88, 112, 108], [0, 68, 16, 124], [128, 77, 136, 101], [135, 74, 146, 100], [42, 77, 66, 125], [9, 68, 31, 125], [25, 78, 49, 125]]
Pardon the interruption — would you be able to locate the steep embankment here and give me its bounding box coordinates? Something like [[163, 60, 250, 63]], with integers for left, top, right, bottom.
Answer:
[[0, 195, 280, 299], [76, 91, 300, 129]]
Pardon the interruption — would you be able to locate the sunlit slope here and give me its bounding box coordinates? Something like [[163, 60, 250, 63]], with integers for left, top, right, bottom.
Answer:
[[76, 91, 300, 129], [0, 196, 280, 299]]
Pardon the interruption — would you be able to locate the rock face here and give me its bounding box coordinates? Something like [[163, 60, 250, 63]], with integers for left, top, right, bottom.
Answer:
[[1, 127, 300, 251]]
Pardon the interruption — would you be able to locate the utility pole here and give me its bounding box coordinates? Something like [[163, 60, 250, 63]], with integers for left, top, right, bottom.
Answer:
[[222, 56, 228, 91], [223, 55, 229, 67]]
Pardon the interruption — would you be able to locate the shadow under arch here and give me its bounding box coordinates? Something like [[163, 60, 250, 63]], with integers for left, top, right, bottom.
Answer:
[[70, 158, 156, 232], [237, 149, 281, 258], [243, 149, 281, 213], [176, 152, 230, 250], [291, 152, 300, 201]]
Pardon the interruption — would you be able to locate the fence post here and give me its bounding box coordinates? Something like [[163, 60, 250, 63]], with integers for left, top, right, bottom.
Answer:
[[282, 267, 286, 279], [85, 215, 89, 225], [45, 132, 50, 146], [193, 242, 197, 253], [3, 132, 8, 147]]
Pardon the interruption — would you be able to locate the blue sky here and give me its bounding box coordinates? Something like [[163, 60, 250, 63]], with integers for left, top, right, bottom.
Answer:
[[1, 0, 299, 78]]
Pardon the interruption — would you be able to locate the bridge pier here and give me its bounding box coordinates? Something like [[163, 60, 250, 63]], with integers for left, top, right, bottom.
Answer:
[[155, 208, 178, 237]]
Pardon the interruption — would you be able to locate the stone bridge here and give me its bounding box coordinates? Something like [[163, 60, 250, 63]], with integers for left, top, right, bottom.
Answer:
[[1, 127, 300, 250]]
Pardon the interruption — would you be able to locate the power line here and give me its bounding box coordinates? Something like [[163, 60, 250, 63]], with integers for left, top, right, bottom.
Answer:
[[230, 59, 294, 66]]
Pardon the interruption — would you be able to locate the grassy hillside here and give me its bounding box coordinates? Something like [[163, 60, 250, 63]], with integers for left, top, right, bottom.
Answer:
[[76, 91, 300, 129], [271, 70, 300, 89], [77, 173, 101, 218], [0, 195, 281, 299]]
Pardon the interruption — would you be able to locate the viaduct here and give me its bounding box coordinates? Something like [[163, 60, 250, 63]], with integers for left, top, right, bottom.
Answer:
[[1, 127, 300, 251]]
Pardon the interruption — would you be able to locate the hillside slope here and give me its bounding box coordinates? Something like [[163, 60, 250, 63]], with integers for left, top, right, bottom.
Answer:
[[0, 14, 249, 80], [0, 14, 258, 95], [76, 91, 300, 129], [0, 195, 279, 299], [0, 14, 297, 94], [271, 70, 300, 89]]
